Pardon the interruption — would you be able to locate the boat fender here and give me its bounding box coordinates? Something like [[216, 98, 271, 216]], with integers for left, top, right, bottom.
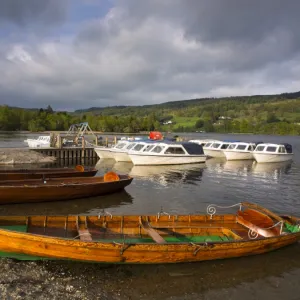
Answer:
[[75, 165, 85, 172], [104, 171, 120, 182]]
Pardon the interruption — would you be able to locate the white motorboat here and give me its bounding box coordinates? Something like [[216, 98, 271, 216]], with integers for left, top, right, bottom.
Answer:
[[24, 136, 50, 148], [223, 142, 257, 160], [253, 143, 293, 163], [203, 141, 232, 158], [128, 142, 207, 165], [95, 140, 133, 160]]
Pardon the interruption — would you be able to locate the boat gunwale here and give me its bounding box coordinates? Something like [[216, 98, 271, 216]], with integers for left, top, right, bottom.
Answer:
[[0, 176, 133, 188]]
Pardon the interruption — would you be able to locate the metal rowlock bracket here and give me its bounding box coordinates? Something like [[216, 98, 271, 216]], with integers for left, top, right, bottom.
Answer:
[[157, 206, 171, 219]]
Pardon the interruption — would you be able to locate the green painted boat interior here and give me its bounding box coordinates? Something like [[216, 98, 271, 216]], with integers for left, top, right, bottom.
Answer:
[[0, 225, 233, 261], [96, 235, 233, 244]]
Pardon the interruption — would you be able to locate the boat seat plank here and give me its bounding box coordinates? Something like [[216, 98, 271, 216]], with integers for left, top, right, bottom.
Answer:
[[76, 217, 93, 242], [78, 228, 93, 242], [139, 218, 166, 244]]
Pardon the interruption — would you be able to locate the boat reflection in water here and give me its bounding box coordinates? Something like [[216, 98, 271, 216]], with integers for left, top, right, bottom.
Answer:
[[0, 190, 133, 216], [95, 159, 118, 173], [129, 163, 206, 186], [252, 161, 292, 179], [222, 160, 255, 175]]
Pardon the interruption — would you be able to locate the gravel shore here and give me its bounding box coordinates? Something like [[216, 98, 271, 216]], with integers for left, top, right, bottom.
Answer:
[[0, 149, 55, 165], [0, 242, 299, 300]]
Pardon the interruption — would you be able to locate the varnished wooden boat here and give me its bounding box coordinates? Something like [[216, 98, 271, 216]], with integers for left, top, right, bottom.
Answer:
[[0, 172, 133, 204], [0, 165, 97, 181], [0, 202, 298, 262]]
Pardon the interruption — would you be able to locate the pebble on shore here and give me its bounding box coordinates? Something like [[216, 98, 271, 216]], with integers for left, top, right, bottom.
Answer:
[[0, 149, 56, 165]]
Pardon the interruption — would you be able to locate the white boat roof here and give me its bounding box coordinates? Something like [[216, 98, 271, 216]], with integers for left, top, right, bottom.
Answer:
[[256, 143, 285, 147], [229, 142, 256, 145]]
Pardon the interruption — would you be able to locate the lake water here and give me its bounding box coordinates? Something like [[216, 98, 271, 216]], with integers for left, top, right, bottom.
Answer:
[[0, 132, 300, 299]]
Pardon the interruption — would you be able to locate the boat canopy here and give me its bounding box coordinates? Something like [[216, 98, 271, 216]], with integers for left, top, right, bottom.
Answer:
[[252, 141, 264, 145], [182, 142, 204, 155], [283, 143, 293, 153]]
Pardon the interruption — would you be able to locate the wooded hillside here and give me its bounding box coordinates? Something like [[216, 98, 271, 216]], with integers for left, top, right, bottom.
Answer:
[[1, 91, 300, 135]]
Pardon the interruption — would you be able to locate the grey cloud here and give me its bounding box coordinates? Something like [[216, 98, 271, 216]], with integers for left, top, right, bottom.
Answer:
[[0, 0, 69, 26], [1, 0, 300, 110]]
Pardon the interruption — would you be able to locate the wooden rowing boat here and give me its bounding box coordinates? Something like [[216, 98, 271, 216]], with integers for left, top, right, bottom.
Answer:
[[0, 172, 133, 204], [0, 165, 98, 181], [0, 202, 298, 262]]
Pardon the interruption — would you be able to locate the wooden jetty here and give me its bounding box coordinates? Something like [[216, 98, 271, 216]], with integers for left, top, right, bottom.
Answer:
[[30, 147, 98, 160]]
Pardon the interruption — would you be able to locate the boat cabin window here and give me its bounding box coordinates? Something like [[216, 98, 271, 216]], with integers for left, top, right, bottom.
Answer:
[[115, 143, 127, 149], [221, 143, 229, 149], [205, 143, 212, 148], [151, 146, 164, 153], [256, 145, 265, 151], [247, 145, 254, 151], [143, 145, 155, 152], [228, 144, 236, 150], [278, 146, 286, 153], [212, 143, 221, 149], [266, 146, 277, 153], [126, 143, 136, 150], [236, 145, 247, 150], [164, 147, 185, 154], [132, 144, 145, 151]]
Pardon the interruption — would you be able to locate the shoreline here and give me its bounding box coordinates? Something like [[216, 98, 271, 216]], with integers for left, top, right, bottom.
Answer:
[[0, 148, 56, 165]]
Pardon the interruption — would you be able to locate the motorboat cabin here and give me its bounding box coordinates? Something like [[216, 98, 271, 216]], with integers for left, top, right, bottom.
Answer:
[[128, 142, 207, 165], [111, 141, 153, 162], [203, 141, 232, 158], [223, 142, 257, 160], [253, 143, 293, 163]]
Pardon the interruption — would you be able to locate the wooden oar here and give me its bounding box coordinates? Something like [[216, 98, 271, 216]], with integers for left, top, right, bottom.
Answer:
[[139, 217, 166, 244]]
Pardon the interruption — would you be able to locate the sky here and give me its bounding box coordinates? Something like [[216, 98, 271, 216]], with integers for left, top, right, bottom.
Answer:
[[0, 0, 300, 111]]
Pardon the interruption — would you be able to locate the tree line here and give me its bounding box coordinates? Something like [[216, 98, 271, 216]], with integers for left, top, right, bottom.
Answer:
[[1, 91, 300, 135]]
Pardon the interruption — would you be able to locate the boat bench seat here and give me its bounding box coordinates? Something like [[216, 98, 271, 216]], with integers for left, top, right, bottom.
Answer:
[[76, 216, 93, 242]]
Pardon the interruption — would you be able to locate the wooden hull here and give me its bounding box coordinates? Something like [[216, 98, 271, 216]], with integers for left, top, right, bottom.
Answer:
[[0, 175, 133, 204], [0, 217, 298, 263], [0, 168, 98, 181], [0, 203, 298, 263]]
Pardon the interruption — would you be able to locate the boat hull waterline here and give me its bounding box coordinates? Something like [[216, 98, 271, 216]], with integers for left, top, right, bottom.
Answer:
[[203, 149, 226, 158], [129, 154, 206, 165], [223, 151, 254, 161], [253, 153, 293, 163]]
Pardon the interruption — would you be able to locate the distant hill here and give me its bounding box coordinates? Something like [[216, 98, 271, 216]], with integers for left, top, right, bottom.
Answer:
[[74, 91, 300, 115]]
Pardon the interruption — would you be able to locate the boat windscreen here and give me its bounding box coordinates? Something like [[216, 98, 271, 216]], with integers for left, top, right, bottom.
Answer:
[[182, 143, 204, 155]]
